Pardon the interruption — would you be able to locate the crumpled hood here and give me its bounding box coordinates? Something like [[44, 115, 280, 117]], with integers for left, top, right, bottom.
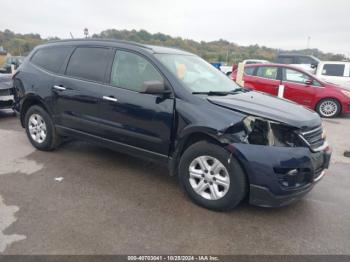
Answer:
[[207, 91, 321, 129]]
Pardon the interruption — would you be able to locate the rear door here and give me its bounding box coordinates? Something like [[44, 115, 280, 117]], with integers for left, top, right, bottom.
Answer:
[[98, 50, 174, 158], [251, 66, 281, 96], [281, 67, 318, 108], [52, 46, 114, 136]]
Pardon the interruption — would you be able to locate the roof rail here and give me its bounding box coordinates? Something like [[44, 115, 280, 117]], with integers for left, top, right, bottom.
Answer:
[[46, 38, 152, 50]]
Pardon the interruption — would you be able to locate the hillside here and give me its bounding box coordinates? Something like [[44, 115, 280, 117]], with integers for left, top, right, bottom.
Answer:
[[0, 29, 347, 64]]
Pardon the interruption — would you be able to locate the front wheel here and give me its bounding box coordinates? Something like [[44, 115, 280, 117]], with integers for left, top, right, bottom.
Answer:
[[316, 98, 341, 118], [178, 141, 247, 211]]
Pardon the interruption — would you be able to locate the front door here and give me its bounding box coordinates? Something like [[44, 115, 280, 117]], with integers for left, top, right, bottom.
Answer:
[[282, 67, 317, 109], [98, 50, 174, 157]]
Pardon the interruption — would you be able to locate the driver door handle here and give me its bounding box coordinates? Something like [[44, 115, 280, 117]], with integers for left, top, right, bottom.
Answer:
[[102, 96, 118, 102], [53, 85, 67, 91]]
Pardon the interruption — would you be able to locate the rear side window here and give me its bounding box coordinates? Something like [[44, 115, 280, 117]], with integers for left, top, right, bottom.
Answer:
[[297, 56, 316, 64], [321, 64, 345, 77], [256, 66, 278, 80], [31, 47, 73, 73], [244, 67, 255, 75], [66, 47, 111, 82], [276, 57, 294, 64], [110, 50, 163, 92]]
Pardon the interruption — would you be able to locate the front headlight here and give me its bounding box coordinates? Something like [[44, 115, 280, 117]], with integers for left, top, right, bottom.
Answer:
[[242, 116, 303, 147]]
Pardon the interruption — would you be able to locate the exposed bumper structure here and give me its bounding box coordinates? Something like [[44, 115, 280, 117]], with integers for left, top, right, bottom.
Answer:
[[227, 143, 332, 207], [0, 95, 14, 109]]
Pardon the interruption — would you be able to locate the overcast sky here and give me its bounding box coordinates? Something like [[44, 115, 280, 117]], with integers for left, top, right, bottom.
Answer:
[[1, 0, 349, 55]]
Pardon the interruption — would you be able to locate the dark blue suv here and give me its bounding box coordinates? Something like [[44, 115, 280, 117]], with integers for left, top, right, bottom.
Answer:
[[13, 39, 331, 211]]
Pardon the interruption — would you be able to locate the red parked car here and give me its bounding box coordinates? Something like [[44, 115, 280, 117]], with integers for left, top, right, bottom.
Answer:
[[231, 64, 350, 118]]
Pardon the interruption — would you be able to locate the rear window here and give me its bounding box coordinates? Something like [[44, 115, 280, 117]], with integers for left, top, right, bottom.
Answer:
[[244, 67, 255, 75], [31, 47, 73, 73], [66, 47, 111, 82], [321, 64, 345, 77]]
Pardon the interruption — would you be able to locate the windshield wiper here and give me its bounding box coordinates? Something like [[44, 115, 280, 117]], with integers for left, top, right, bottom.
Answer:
[[192, 89, 247, 96]]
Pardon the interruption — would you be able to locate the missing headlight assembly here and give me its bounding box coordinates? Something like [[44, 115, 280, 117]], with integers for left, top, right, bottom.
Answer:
[[224, 116, 304, 147]]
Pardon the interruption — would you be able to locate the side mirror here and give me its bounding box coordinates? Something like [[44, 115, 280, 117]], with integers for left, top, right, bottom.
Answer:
[[310, 63, 317, 69], [141, 80, 171, 95], [305, 80, 313, 85]]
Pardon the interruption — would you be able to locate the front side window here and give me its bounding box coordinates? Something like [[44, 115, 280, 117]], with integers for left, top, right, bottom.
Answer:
[[31, 47, 73, 73], [155, 54, 240, 93], [256, 66, 278, 80], [66, 47, 111, 82], [110, 51, 163, 92], [283, 68, 321, 86], [322, 64, 345, 77], [284, 68, 310, 83]]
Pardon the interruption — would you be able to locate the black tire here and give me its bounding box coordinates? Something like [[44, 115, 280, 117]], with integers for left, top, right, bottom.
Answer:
[[24, 105, 61, 151], [226, 71, 232, 76], [178, 141, 247, 211], [316, 98, 341, 118]]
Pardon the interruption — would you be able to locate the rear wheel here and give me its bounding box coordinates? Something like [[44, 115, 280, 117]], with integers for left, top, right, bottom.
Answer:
[[178, 141, 247, 211], [316, 98, 341, 118], [24, 105, 61, 151]]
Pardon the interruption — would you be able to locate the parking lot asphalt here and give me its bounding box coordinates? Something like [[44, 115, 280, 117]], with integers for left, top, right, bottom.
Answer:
[[0, 109, 350, 255]]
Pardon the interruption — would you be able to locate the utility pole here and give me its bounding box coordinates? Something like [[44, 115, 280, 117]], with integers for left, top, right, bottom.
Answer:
[[226, 48, 229, 65], [84, 28, 89, 39], [307, 36, 311, 54]]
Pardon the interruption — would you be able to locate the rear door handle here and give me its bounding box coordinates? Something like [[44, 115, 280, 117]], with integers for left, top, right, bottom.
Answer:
[[102, 96, 118, 102], [53, 85, 67, 91]]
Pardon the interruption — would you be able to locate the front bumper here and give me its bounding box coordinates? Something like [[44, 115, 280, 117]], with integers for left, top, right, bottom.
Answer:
[[249, 170, 326, 207], [342, 102, 350, 114], [227, 143, 331, 207]]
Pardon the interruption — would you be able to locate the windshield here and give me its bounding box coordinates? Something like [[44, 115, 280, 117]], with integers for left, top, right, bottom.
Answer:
[[155, 54, 241, 93]]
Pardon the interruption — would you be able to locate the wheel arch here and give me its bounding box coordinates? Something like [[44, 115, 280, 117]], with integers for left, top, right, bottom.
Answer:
[[20, 95, 50, 128], [315, 97, 342, 113], [169, 129, 222, 176]]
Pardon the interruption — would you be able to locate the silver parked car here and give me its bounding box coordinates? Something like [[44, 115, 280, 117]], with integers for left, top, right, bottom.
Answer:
[[0, 74, 14, 109]]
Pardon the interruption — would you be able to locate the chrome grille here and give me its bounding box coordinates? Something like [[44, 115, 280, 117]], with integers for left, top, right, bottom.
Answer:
[[300, 126, 326, 152]]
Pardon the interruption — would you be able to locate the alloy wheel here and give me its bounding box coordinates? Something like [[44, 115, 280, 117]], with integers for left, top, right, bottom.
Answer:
[[28, 113, 47, 144], [188, 156, 230, 200], [319, 100, 338, 117]]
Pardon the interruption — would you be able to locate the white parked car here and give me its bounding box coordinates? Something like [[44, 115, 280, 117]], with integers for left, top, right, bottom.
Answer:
[[223, 60, 270, 77], [219, 65, 233, 76], [315, 61, 350, 90], [242, 59, 270, 65]]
